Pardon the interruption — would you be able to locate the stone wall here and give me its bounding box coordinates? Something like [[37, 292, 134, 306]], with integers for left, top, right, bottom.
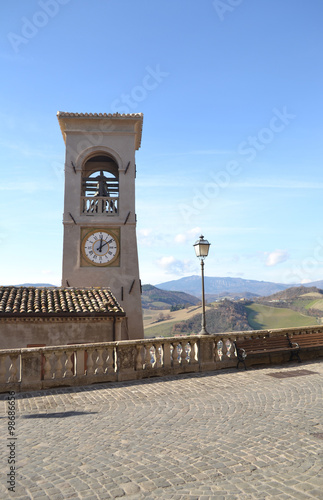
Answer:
[[0, 316, 123, 350]]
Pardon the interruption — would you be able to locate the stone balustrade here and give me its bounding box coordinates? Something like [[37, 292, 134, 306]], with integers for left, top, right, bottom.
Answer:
[[81, 196, 118, 214], [0, 325, 322, 393]]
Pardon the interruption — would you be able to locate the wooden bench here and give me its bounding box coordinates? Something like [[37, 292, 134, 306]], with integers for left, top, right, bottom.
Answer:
[[287, 331, 323, 355], [234, 335, 300, 370]]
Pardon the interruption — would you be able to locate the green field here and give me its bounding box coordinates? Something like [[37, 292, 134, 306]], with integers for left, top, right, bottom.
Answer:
[[289, 298, 323, 312], [246, 304, 319, 330], [305, 299, 323, 311], [299, 292, 323, 298], [144, 320, 178, 338]]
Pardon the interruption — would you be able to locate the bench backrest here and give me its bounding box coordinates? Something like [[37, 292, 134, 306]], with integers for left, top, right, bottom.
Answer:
[[288, 332, 323, 348], [235, 335, 291, 351]]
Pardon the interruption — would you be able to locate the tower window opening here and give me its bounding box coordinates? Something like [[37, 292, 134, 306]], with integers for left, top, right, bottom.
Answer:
[[81, 155, 119, 215]]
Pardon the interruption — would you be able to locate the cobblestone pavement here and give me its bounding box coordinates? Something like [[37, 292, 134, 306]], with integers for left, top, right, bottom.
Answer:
[[1, 360, 322, 499]]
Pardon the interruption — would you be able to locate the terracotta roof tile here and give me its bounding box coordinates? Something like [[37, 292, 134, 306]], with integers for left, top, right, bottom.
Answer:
[[57, 111, 143, 119], [0, 286, 124, 316]]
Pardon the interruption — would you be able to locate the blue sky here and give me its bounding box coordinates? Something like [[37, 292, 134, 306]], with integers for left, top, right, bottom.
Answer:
[[0, 0, 323, 287]]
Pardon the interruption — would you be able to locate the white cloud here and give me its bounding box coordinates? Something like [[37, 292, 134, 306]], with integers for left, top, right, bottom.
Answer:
[[138, 227, 202, 248], [138, 228, 152, 238], [137, 228, 167, 247], [265, 250, 289, 267], [156, 256, 196, 276], [175, 227, 201, 244], [157, 256, 176, 268]]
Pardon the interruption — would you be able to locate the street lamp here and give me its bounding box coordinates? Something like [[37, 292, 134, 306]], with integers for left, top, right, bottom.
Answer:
[[193, 235, 211, 335]]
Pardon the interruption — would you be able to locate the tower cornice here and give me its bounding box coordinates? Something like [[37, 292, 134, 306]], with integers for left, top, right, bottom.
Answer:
[[57, 111, 143, 150]]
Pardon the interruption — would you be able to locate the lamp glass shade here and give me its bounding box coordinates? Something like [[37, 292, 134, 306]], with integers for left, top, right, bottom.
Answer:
[[193, 235, 211, 258]]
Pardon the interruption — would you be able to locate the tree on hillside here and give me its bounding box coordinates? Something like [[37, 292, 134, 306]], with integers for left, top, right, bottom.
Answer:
[[171, 299, 251, 334]]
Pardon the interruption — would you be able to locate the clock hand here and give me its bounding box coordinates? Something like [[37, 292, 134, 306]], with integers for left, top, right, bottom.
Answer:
[[98, 238, 103, 252], [100, 238, 113, 250]]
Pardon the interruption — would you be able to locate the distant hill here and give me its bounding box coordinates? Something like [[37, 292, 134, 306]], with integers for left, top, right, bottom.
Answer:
[[302, 280, 323, 289], [255, 285, 323, 319], [172, 299, 251, 335], [206, 291, 260, 301], [257, 286, 323, 302], [144, 284, 323, 337], [15, 283, 56, 287], [141, 284, 200, 310], [156, 276, 291, 298]]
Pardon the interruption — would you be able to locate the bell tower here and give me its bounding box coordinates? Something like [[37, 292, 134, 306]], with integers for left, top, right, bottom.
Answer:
[[57, 112, 144, 340]]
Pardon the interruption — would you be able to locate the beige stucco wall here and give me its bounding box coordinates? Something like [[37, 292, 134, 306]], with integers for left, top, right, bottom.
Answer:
[[0, 317, 117, 350]]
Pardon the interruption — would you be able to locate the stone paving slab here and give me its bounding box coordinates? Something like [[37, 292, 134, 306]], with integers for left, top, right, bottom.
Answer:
[[0, 361, 322, 499]]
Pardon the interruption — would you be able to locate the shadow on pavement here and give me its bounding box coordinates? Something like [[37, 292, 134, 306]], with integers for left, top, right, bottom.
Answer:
[[21, 411, 98, 419]]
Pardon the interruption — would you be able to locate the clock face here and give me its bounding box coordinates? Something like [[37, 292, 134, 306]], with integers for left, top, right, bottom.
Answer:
[[82, 230, 119, 266]]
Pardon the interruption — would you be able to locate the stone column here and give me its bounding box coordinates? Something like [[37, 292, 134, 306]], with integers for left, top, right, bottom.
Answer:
[[198, 336, 216, 372], [115, 317, 123, 341], [21, 349, 42, 391]]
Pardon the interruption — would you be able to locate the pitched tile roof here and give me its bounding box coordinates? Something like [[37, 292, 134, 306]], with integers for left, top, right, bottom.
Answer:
[[0, 287, 124, 317]]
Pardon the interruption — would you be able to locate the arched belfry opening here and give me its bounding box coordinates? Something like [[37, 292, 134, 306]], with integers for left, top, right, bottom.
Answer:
[[81, 154, 119, 214]]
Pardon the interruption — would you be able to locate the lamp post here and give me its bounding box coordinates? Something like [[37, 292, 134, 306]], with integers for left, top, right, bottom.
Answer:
[[193, 235, 211, 335]]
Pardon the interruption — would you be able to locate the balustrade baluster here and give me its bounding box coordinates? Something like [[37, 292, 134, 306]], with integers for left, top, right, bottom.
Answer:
[[8, 355, 19, 382], [216, 340, 223, 361], [95, 349, 104, 374], [163, 342, 172, 368], [225, 339, 233, 358], [43, 353, 52, 380], [107, 347, 114, 373], [101, 348, 108, 373], [86, 349, 94, 375], [136, 345, 143, 370], [144, 344, 151, 369], [55, 351, 63, 379], [172, 343, 180, 366], [180, 343, 187, 365], [155, 343, 163, 368], [189, 340, 198, 363], [151, 346, 157, 367], [64, 350, 74, 378]]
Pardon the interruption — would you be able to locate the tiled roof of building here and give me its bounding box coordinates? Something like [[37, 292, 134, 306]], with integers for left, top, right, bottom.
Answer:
[[0, 287, 124, 316]]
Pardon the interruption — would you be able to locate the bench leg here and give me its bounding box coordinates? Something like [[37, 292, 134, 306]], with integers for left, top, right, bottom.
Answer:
[[289, 350, 301, 363], [237, 358, 247, 370]]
